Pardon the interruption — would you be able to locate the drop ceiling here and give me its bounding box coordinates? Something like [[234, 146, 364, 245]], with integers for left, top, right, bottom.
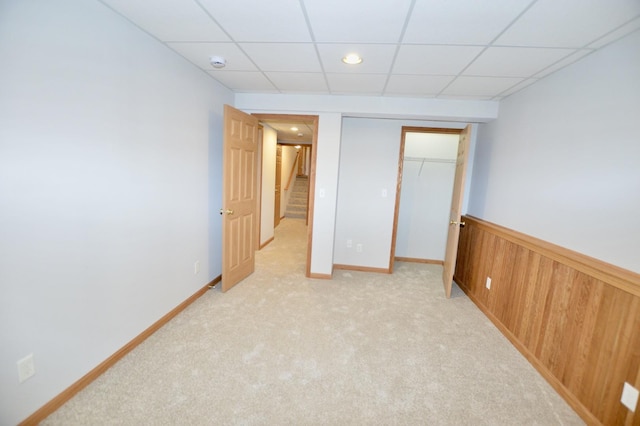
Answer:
[[259, 118, 315, 144], [100, 0, 640, 100]]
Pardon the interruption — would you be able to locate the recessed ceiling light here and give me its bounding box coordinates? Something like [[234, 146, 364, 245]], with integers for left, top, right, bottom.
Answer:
[[291, 127, 299, 131], [342, 54, 363, 65], [297, 133, 303, 137], [295, 145, 301, 149]]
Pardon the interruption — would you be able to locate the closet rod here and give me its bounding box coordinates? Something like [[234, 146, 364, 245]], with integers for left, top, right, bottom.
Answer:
[[403, 156, 456, 164]]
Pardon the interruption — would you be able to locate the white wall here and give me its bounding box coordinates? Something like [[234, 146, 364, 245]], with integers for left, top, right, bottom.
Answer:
[[396, 133, 459, 261], [333, 118, 402, 268], [311, 113, 343, 275], [333, 119, 471, 270], [0, 1, 233, 424], [468, 30, 640, 274], [260, 126, 277, 245]]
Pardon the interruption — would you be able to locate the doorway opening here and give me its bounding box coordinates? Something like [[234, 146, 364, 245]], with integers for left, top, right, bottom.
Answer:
[[389, 126, 471, 298], [253, 114, 318, 278]]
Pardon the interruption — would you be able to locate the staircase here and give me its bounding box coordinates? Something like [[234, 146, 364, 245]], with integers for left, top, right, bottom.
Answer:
[[284, 176, 308, 219]]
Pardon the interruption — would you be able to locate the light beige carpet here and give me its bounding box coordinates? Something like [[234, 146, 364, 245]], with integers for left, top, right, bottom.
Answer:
[[43, 218, 583, 425]]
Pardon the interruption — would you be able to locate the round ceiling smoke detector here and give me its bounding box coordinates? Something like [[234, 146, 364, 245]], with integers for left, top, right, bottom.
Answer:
[[210, 56, 226, 69]]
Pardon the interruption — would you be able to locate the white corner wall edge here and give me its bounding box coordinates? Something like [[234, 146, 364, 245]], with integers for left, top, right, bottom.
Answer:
[[309, 113, 343, 276]]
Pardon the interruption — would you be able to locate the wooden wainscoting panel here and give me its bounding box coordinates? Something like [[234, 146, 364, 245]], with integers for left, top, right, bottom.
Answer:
[[463, 215, 640, 297], [557, 272, 598, 394], [537, 263, 575, 376], [624, 308, 640, 426], [580, 282, 620, 419], [596, 290, 640, 425], [472, 229, 497, 308], [502, 245, 528, 333], [454, 216, 640, 426], [523, 256, 555, 358]]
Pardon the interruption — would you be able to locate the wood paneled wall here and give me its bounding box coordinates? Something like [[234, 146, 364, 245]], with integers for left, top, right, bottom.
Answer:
[[454, 216, 640, 426]]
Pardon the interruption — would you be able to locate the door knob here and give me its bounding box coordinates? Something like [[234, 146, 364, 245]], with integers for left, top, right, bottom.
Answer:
[[219, 209, 234, 215], [450, 220, 466, 227]]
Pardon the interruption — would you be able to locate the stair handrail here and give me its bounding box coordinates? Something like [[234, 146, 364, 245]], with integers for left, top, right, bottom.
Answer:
[[284, 151, 301, 191]]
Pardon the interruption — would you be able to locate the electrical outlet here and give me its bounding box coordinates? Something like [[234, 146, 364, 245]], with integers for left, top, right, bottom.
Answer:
[[194, 261, 200, 275], [356, 244, 363, 253], [17, 353, 35, 383], [486, 277, 492, 290], [621, 382, 639, 412], [346, 239, 352, 248]]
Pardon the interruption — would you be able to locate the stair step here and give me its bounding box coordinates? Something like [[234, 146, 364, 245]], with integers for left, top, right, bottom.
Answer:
[[284, 212, 306, 219], [285, 176, 309, 219]]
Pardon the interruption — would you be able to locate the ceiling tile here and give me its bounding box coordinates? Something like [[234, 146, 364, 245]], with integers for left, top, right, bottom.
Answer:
[[403, 0, 531, 45], [198, 0, 311, 42], [239, 43, 321, 72], [385, 75, 455, 96], [325, 74, 387, 95], [94, 0, 637, 99], [317, 44, 397, 74], [441, 76, 524, 97], [168, 42, 256, 71], [393, 45, 483, 75], [265, 72, 329, 93], [464, 47, 576, 77], [101, 0, 229, 41], [303, 0, 413, 43], [495, 0, 640, 48], [207, 71, 277, 92]]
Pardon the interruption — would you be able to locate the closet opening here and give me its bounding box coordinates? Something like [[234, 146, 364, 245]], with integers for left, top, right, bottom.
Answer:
[[389, 127, 463, 271]]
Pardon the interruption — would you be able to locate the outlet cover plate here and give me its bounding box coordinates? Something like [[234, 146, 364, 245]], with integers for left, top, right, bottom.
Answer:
[[621, 382, 639, 412], [17, 353, 35, 383]]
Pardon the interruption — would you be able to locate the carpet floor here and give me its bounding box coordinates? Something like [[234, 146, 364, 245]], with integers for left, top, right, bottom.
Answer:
[[43, 218, 583, 425]]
